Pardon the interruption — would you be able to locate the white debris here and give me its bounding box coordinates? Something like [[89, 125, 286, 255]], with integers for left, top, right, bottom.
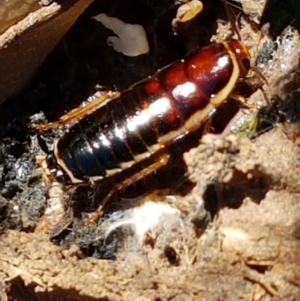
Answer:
[[92, 13, 149, 57], [105, 201, 181, 242]]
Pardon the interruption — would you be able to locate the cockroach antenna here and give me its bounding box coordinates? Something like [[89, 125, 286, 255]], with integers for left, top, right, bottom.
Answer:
[[221, 0, 268, 85], [221, 0, 242, 40]]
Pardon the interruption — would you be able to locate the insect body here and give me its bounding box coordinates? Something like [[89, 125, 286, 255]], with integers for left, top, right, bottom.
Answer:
[[41, 40, 250, 209]]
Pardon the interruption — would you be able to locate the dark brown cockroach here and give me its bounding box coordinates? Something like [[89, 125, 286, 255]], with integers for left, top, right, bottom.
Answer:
[[35, 39, 250, 220]]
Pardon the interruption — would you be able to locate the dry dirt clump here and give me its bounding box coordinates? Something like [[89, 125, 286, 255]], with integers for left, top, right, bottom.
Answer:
[[185, 130, 300, 299], [1, 129, 300, 301]]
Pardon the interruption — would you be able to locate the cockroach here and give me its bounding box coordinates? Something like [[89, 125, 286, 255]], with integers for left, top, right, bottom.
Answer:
[[33, 4, 251, 223], [35, 39, 250, 219]]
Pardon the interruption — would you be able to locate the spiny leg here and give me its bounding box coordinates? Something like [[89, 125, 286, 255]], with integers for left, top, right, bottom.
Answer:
[[88, 153, 171, 224], [31, 91, 120, 131], [229, 92, 261, 109]]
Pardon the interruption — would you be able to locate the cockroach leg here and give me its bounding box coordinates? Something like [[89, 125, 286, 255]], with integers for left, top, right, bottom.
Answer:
[[250, 66, 268, 86], [229, 92, 260, 109], [87, 153, 171, 224], [202, 118, 213, 135], [31, 90, 120, 131], [230, 92, 247, 105]]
